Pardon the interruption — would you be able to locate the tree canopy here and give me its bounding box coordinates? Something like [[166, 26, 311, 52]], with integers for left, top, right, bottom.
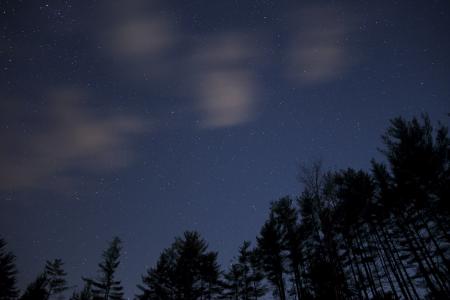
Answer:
[[3, 114, 450, 300]]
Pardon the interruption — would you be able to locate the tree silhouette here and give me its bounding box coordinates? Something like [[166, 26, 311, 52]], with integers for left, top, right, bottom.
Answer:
[[70, 282, 93, 300], [378, 115, 450, 297], [221, 241, 266, 300], [137, 231, 221, 300], [257, 215, 286, 300], [221, 262, 244, 299], [136, 247, 177, 299], [44, 258, 68, 299], [84, 237, 124, 300], [19, 273, 48, 300], [270, 197, 306, 300], [0, 238, 18, 300], [4, 114, 450, 300]]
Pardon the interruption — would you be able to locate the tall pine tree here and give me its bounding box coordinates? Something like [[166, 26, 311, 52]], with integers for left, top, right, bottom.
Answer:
[[70, 282, 93, 300], [137, 231, 221, 300], [84, 237, 124, 300], [221, 241, 266, 300], [0, 238, 18, 300], [19, 273, 48, 300], [257, 216, 286, 300], [45, 258, 68, 299]]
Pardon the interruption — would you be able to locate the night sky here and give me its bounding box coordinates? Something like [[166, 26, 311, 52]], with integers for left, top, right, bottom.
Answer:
[[1, 0, 449, 298]]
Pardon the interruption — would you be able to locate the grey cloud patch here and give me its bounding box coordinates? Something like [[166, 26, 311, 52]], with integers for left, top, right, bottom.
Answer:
[[96, 3, 263, 129], [194, 33, 257, 67], [109, 17, 177, 60], [197, 70, 257, 128], [102, 7, 262, 129], [97, 2, 359, 129], [95, 2, 181, 82], [193, 34, 260, 129], [286, 5, 356, 84], [0, 89, 148, 190]]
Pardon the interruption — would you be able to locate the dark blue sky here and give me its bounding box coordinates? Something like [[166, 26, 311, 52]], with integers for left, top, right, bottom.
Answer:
[[1, 0, 449, 298]]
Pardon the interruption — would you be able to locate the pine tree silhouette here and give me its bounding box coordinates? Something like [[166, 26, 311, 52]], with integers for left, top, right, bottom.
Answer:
[[84, 237, 124, 300], [19, 273, 48, 300], [257, 216, 286, 300], [44, 258, 68, 299], [0, 238, 18, 300], [221, 241, 267, 300], [137, 231, 221, 300], [4, 113, 449, 300], [70, 282, 93, 300]]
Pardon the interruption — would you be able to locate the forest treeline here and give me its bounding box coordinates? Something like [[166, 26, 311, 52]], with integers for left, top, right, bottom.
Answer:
[[0, 115, 449, 300]]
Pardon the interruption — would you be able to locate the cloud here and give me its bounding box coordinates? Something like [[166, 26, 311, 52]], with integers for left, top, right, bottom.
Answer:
[[197, 70, 257, 128], [192, 33, 260, 129], [0, 89, 148, 190], [96, 4, 263, 129], [286, 5, 355, 84], [89, 1, 266, 129], [193, 33, 256, 67], [109, 17, 176, 60], [94, 4, 188, 85]]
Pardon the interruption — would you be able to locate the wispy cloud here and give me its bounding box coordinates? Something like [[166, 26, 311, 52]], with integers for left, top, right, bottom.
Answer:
[[197, 70, 257, 128], [192, 33, 260, 128], [94, 2, 263, 129], [73, 2, 360, 132], [109, 16, 177, 60], [0, 89, 148, 190], [93, 1, 182, 82], [286, 5, 356, 84]]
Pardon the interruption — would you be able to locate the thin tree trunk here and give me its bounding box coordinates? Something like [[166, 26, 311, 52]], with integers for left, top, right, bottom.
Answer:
[[395, 215, 440, 296], [418, 211, 450, 276], [355, 230, 378, 298], [278, 275, 286, 300], [371, 229, 400, 299], [405, 219, 449, 295], [345, 238, 369, 299], [365, 229, 386, 298], [380, 222, 420, 299]]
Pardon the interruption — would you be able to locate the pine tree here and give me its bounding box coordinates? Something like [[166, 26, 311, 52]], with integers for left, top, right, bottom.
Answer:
[[221, 263, 243, 300], [221, 241, 266, 300], [20, 273, 48, 300], [256, 216, 286, 300], [45, 259, 68, 299], [270, 197, 305, 300], [136, 248, 176, 299], [247, 248, 267, 300], [199, 251, 222, 299], [137, 231, 221, 300], [379, 115, 450, 298], [237, 241, 266, 300], [70, 282, 93, 300], [0, 238, 18, 300], [84, 237, 124, 300]]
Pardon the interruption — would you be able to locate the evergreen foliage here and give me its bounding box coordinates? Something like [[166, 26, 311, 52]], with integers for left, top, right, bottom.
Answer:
[[19, 273, 48, 300], [221, 241, 267, 299], [137, 231, 221, 300], [45, 258, 68, 299], [84, 237, 124, 300], [70, 282, 93, 300], [5, 114, 450, 300], [0, 238, 18, 300]]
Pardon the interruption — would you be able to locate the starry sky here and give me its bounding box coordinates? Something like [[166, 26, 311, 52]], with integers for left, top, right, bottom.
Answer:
[[1, 0, 449, 298]]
